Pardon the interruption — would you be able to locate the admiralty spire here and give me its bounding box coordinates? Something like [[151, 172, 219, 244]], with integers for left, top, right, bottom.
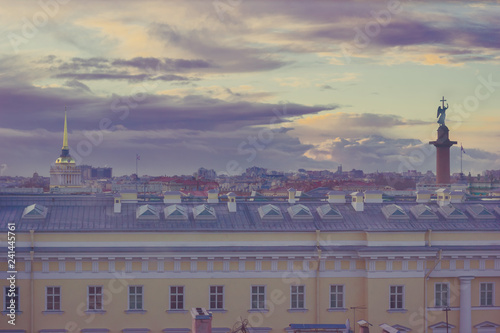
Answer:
[[49, 111, 82, 189]]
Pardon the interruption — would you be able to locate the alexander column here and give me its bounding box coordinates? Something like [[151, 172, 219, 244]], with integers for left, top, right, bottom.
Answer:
[[429, 96, 457, 184]]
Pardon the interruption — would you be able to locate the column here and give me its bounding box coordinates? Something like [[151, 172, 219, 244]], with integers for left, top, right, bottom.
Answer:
[[459, 276, 474, 333]]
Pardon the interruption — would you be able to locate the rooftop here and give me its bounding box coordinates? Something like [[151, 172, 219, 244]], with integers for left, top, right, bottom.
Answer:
[[1, 192, 500, 233]]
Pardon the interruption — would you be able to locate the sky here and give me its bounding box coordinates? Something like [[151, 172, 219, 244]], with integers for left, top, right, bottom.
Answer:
[[1, 0, 500, 177]]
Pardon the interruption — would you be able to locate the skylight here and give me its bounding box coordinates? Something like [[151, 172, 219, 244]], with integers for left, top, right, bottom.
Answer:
[[410, 204, 438, 220], [317, 204, 343, 220], [466, 204, 495, 220], [193, 204, 216, 220], [288, 204, 313, 219], [258, 204, 283, 220], [136, 204, 160, 220], [382, 204, 409, 220], [164, 204, 188, 220], [438, 204, 467, 220], [22, 204, 48, 219]]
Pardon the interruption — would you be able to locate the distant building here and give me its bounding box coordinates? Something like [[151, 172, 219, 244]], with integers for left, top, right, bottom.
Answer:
[[196, 167, 217, 180], [245, 166, 267, 177], [91, 167, 112, 179], [348, 168, 364, 179], [49, 112, 82, 189]]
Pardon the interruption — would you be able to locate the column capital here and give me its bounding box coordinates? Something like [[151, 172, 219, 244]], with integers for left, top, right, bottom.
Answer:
[[459, 276, 475, 282]]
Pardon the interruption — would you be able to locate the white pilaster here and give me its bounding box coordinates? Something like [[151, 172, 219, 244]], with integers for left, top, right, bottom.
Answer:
[[174, 259, 181, 272], [271, 258, 278, 272], [157, 258, 164, 273], [334, 260, 341, 271], [459, 276, 474, 333], [58, 258, 66, 273]]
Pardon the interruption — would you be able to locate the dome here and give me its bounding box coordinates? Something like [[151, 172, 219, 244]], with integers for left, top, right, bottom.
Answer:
[[55, 155, 76, 164]]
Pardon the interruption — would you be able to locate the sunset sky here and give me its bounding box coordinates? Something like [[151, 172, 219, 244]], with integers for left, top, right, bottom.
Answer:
[[1, 0, 499, 177]]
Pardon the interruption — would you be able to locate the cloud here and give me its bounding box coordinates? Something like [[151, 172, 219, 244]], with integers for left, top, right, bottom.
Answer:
[[63, 79, 92, 93], [54, 72, 193, 82], [288, 112, 432, 144], [317, 84, 335, 90], [112, 57, 213, 71], [149, 23, 290, 73], [303, 135, 500, 174]]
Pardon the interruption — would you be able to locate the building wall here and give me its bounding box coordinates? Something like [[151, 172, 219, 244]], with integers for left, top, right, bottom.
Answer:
[[1, 230, 499, 333]]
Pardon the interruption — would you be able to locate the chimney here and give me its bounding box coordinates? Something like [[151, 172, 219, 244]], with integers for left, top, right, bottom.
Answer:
[[327, 191, 346, 203], [416, 190, 432, 203], [164, 191, 182, 204], [350, 192, 364, 212], [364, 190, 383, 203], [357, 320, 372, 333], [436, 188, 451, 207], [191, 308, 212, 333], [113, 193, 121, 213], [379, 324, 400, 333], [288, 188, 296, 204], [227, 192, 236, 212], [207, 189, 219, 203]]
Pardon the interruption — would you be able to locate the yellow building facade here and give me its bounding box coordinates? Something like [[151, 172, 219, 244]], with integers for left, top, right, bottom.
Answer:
[[0, 191, 499, 333]]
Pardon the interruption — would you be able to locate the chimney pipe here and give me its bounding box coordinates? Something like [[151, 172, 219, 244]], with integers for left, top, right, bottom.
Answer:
[[191, 308, 212, 333], [227, 192, 236, 212], [288, 188, 296, 204]]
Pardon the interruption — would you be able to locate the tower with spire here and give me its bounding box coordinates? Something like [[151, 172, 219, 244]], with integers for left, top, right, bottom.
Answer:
[[50, 111, 82, 189]]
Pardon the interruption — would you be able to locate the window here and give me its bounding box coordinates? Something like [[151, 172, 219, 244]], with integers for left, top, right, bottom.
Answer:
[[170, 286, 184, 310], [251, 286, 266, 309], [46, 286, 61, 311], [128, 286, 143, 310], [291, 285, 305, 309], [330, 285, 344, 308], [209, 286, 224, 310], [4, 287, 19, 311], [480, 283, 494, 306], [88, 286, 103, 310], [435, 283, 449, 307], [389, 285, 404, 309]]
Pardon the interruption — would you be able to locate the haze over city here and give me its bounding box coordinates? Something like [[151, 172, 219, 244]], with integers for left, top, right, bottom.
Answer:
[[1, 0, 500, 177]]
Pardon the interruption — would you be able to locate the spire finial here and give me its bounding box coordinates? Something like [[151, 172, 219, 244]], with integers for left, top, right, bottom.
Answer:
[[62, 107, 68, 150]]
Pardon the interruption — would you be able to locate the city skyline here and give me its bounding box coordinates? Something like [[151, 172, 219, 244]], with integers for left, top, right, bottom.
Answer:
[[1, 0, 500, 177]]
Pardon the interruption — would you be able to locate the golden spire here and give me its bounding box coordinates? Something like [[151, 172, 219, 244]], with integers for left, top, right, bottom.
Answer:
[[62, 108, 68, 150]]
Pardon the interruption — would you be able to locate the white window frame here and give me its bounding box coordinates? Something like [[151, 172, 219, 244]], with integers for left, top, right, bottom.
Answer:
[[250, 285, 266, 309], [128, 285, 144, 310], [434, 282, 450, 307], [87, 285, 103, 310], [170, 285, 185, 310], [4, 286, 19, 312], [389, 285, 404, 310], [209, 285, 224, 310], [330, 284, 345, 309], [290, 285, 306, 309], [480, 282, 494, 307], [46, 286, 61, 311]]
